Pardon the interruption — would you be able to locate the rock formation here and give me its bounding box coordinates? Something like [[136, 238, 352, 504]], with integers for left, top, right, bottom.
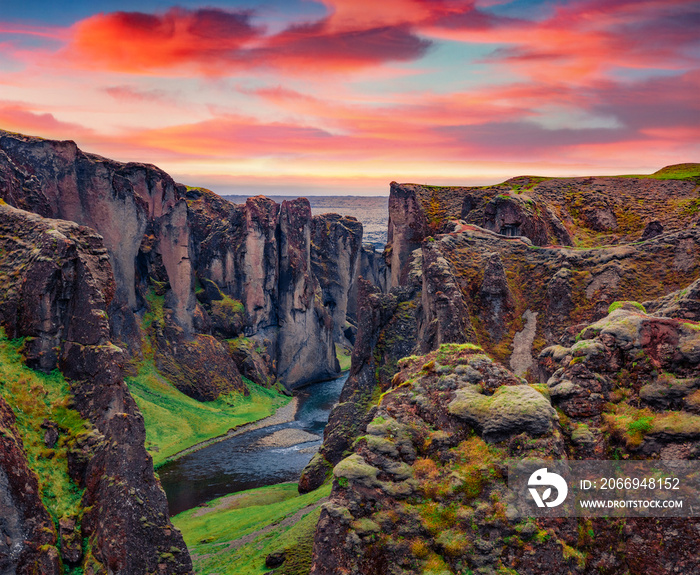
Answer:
[[311, 213, 363, 346], [0, 129, 374, 573], [310, 337, 700, 574], [0, 203, 192, 574], [309, 166, 700, 574], [0, 130, 370, 390]]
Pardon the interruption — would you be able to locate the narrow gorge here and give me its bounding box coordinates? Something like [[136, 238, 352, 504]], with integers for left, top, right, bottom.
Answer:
[[1, 129, 699, 575]]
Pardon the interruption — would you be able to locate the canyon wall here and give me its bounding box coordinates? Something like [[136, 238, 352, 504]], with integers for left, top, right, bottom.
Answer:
[[0, 130, 368, 390], [0, 129, 372, 572], [307, 168, 700, 574], [0, 203, 192, 574]]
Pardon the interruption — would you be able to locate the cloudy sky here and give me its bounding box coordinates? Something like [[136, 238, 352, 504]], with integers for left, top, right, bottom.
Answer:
[[1, 0, 698, 195]]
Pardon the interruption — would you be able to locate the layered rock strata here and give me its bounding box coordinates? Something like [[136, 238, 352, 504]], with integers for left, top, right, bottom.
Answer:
[[309, 170, 700, 574]]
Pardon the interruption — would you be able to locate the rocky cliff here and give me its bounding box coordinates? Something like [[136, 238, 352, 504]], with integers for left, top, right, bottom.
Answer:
[[307, 166, 700, 575], [0, 129, 373, 573], [0, 203, 192, 574], [0, 130, 370, 391]]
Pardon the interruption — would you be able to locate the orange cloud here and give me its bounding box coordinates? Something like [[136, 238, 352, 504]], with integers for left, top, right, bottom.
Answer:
[[60, 5, 432, 75], [426, 0, 700, 85]]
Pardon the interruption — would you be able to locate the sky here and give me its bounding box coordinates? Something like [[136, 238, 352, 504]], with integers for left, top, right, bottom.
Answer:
[[1, 0, 698, 195]]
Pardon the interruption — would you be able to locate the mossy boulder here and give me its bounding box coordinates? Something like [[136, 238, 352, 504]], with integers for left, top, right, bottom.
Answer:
[[448, 384, 557, 442]]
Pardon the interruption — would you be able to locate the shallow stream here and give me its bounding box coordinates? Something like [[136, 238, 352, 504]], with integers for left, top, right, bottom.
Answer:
[[160, 373, 347, 516]]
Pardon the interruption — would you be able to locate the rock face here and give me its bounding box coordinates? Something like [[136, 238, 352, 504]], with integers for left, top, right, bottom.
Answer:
[[311, 213, 363, 346], [358, 243, 389, 296], [400, 220, 699, 371], [387, 182, 427, 288], [277, 199, 338, 386], [480, 191, 572, 246], [0, 130, 371, 390], [395, 174, 699, 249], [0, 203, 192, 574], [311, 332, 700, 574], [298, 274, 420, 493], [310, 169, 700, 575], [645, 276, 700, 322]]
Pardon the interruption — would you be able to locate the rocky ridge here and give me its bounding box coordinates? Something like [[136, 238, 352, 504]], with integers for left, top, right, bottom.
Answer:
[[0, 130, 369, 391], [305, 167, 700, 575], [0, 130, 373, 574]]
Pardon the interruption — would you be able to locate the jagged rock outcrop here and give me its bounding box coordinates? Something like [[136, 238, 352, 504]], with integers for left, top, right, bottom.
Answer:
[[311, 213, 363, 346], [387, 182, 427, 288], [0, 131, 189, 352], [644, 277, 700, 322], [478, 252, 515, 341], [0, 203, 192, 574], [358, 243, 389, 296], [480, 191, 572, 245], [309, 170, 700, 574], [307, 214, 700, 493], [540, 304, 700, 458], [412, 223, 699, 370], [277, 199, 338, 386], [418, 239, 475, 352], [298, 273, 421, 493], [311, 336, 700, 574], [641, 219, 664, 240], [0, 131, 367, 391], [390, 173, 700, 254]]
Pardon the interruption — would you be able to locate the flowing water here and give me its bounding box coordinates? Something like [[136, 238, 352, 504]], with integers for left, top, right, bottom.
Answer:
[[160, 373, 348, 516]]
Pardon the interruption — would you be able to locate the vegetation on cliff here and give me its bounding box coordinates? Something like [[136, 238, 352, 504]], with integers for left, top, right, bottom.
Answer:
[[0, 331, 86, 526], [126, 359, 289, 466]]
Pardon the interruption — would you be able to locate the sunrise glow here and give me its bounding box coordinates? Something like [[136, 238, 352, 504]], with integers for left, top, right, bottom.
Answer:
[[1, 0, 698, 194]]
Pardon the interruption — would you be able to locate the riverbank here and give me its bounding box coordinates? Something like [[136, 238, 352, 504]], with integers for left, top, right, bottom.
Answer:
[[126, 359, 291, 467], [159, 373, 348, 515], [159, 396, 301, 465]]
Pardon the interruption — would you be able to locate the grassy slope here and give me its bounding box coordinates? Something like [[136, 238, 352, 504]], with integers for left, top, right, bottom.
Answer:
[[335, 342, 352, 372], [173, 482, 331, 575], [131, 288, 290, 466], [0, 331, 87, 524], [126, 360, 290, 466]]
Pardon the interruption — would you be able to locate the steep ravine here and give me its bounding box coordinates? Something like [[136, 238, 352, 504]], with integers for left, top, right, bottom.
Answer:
[[0, 129, 384, 574], [2, 127, 698, 575]]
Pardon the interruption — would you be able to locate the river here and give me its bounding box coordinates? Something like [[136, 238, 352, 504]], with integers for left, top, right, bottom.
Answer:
[[159, 373, 348, 516]]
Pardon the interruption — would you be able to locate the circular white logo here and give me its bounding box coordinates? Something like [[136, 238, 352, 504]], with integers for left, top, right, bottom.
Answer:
[[527, 467, 568, 508]]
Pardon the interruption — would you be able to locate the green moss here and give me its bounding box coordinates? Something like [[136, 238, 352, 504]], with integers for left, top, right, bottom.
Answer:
[[126, 359, 289, 466], [0, 330, 87, 526], [211, 294, 244, 316], [608, 301, 646, 314], [561, 541, 587, 569], [172, 482, 331, 575]]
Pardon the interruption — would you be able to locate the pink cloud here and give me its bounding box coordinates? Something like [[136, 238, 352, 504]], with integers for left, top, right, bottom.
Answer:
[[0, 102, 93, 139]]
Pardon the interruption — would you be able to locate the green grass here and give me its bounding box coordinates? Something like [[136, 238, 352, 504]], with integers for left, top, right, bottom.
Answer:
[[173, 482, 331, 575], [0, 331, 87, 525], [608, 301, 646, 314], [619, 163, 700, 180], [126, 360, 290, 466], [336, 343, 352, 372]]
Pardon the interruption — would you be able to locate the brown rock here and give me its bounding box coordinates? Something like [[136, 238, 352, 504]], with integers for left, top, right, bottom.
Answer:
[[59, 515, 82, 564]]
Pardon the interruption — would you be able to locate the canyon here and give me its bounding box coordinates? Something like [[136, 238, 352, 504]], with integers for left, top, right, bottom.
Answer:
[[1, 128, 699, 575]]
